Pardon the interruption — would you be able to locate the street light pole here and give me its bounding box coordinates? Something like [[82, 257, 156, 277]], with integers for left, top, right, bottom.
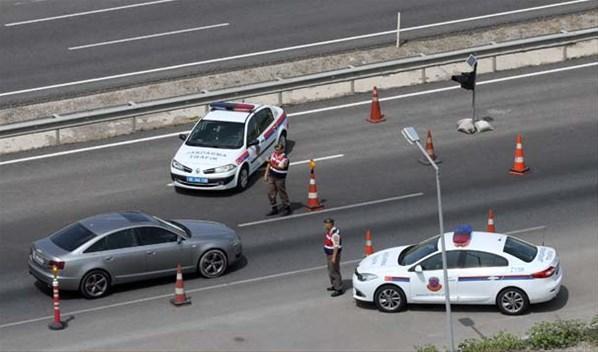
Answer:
[[402, 127, 455, 352]]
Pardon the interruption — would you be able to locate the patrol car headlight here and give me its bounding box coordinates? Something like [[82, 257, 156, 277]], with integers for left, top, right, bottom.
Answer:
[[172, 159, 185, 170], [357, 273, 378, 282], [205, 164, 237, 174]]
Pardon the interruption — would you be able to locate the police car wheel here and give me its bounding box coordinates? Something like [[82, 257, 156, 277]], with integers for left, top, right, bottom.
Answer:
[[277, 133, 287, 150], [374, 284, 406, 313], [236, 165, 249, 191], [497, 287, 529, 315]]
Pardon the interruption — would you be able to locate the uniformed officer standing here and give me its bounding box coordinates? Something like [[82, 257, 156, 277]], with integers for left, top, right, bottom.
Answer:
[[264, 143, 291, 216], [323, 218, 344, 297]]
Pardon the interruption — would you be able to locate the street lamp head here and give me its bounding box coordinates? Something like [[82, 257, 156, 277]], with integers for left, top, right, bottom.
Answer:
[[401, 127, 420, 144]]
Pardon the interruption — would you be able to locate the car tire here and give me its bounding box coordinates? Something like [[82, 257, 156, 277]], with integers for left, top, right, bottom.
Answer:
[[235, 165, 249, 192], [374, 284, 407, 313], [80, 270, 111, 299], [497, 287, 529, 315], [277, 132, 287, 150], [198, 249, 228, 278]]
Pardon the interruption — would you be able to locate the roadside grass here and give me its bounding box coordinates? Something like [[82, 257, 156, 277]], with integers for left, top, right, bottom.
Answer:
[[415, 315, 598, 352]]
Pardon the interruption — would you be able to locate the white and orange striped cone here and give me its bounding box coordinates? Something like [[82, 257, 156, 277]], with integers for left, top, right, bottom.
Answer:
[[364, 230, 374, 256], [419, 130, 441, 165], [305, 160, 324, 211], [509, 133, 530, 175], [170, 264, 191, 306], [48, 269, 65, 330], [366, 86, 386, 123], [487, 209, 496, 233]]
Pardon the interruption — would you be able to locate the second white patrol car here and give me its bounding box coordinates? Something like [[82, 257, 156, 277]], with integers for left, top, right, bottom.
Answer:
[[171, 102, 288, 191], [353, 227, 562, 315]]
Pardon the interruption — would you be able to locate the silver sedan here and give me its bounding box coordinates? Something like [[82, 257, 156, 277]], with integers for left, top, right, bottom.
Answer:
[[28, 211, 242, 298]]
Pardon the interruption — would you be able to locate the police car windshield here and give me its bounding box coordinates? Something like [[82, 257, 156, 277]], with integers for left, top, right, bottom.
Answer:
[[398, 236, 440, 266], [186, 120, 244, 149]]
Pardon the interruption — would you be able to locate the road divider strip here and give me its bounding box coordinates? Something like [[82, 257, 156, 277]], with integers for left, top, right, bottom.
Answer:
[[2, 61, 597, 165], [237, 192, 424, 227], [166, 154, 345, 186], [0, 223, 547, 330], [69, 23, 230, 50]]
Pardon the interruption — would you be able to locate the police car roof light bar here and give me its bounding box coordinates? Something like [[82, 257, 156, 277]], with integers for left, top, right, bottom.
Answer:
[[209, 102, 255, 112]]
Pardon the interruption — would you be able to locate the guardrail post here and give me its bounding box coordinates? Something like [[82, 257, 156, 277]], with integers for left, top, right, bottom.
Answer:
[[396, 12, 401, 48]]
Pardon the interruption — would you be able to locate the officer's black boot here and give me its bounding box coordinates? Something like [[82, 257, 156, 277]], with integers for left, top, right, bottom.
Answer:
[[266, 206, 278, 216], [281, 206, 292, 216]]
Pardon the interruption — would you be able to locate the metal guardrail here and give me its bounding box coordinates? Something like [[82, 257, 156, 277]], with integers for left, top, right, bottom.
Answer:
[[1, 27, 596, 139]]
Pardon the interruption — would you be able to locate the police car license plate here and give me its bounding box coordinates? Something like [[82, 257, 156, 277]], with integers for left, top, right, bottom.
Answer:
[[187, 176, 208, 184]]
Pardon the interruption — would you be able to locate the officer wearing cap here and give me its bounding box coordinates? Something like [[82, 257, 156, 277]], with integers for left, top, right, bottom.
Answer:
[[323, 218, 344, 296], [264, 143, 291, 216]]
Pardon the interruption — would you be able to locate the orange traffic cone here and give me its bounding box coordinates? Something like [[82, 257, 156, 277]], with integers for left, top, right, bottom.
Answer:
[[367, 86, 386, 123], [306, 160, 323, 211], [170, 264, 191, 306], [364, 230, 374, 256], [487, 209, 496, 233], [509, 133, 530, 175], [419, 130, 441, 165]]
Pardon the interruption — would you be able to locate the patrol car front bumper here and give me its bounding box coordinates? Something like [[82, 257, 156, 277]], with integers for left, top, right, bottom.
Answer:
[[170, 170, 237, 190]]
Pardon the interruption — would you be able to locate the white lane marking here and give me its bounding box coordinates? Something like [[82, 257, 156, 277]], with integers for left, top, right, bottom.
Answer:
[[505, 226, 547, 235], [400, 0, 594, 32], [1, 0, 592, 96], [4, 0, 179, 26], [1, 61, 596, 167], [0, 222, 548, 329], [237, 192, 424, 228], [69, 23, 230, 50], [0, 258, 362, 329], [165, 154, 345, 187]]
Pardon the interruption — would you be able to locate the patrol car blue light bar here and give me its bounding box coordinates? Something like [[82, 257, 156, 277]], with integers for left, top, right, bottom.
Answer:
[[209, 102, 255, 112]]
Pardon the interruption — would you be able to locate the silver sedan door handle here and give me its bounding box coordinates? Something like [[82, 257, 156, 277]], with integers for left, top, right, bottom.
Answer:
[[146, 250, 156, 255], [104, 256, 113, 261]]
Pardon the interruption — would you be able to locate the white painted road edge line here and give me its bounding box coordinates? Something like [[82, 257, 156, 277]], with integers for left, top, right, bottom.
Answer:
[[1, 0, 592, 96], [0, 223, 547, 330], [237, 192, 424, 228], [69, 23, 230, 50], [1, 61, 596, 167], [4, 0, 179, 26], [165, 154, 345, 187]]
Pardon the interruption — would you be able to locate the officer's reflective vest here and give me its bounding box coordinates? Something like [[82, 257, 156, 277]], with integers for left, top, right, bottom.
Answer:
[[269, 152, 289, 176], [323, 227, 342, 255]]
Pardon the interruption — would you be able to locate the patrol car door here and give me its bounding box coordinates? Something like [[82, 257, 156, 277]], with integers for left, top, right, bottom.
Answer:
[[457, 250, 509, 304], [245, 114, 262, 173], [255, 108, 276, 164], [408, 251, 459, 304]]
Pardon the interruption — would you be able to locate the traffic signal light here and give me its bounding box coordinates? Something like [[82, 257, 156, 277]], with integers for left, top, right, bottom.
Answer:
[[451, 70, 476, 90]]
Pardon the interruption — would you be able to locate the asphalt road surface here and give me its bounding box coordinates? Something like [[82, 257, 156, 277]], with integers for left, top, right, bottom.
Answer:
[[1, 0, 596, 104], [0, 58, 596, 350]]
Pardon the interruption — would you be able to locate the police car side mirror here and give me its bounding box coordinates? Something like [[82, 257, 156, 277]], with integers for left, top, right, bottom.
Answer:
[[179, 133, 188, 141], [414, 265, 423, 273], [247, 139, 259, 147]]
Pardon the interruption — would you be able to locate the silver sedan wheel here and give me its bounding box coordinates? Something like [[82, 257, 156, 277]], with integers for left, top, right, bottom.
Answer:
[[199, 249, 228, 278], [82, 271, 109, 298], [500, 290, 526, 314]]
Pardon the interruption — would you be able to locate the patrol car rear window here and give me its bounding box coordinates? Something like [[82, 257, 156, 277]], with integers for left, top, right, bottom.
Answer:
[[186, 120, 244, 149], [503, 236, 538, 263], [51, 223, 97, 252], [399, 236, 439, 266]]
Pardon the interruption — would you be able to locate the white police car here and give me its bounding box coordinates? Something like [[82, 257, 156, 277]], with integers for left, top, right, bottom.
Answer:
[[353, 227, 562, 315], [171, 102, 288, 191]]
